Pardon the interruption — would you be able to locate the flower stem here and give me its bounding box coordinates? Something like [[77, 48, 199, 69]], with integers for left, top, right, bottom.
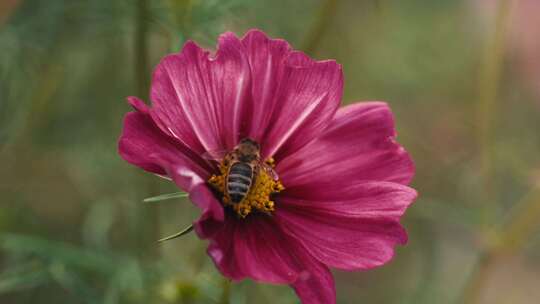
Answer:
[[302, 0, 339, 55], [460, 250, 499, 304], [461, 185, 540, 304], [461, 1, 517, 303], [496, 186, 540, 254], [135, 0, 150, 98], [219, 279, 231, 304], [476, 0, 513, 204], [134, 0, 161, 252]]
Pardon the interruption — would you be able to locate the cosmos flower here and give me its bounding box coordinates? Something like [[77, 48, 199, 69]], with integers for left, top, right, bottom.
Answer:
[[119, 29, 416, 304]]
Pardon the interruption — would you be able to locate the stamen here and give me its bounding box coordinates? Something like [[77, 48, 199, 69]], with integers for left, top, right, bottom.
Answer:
[[208, 157, 284, 218]]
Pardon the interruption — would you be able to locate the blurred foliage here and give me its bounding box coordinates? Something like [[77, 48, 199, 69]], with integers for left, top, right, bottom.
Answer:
[[1, 0, 540, 303]]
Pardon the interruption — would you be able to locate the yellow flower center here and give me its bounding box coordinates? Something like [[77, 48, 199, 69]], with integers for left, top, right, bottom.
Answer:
[[208, 158, 284, 218]]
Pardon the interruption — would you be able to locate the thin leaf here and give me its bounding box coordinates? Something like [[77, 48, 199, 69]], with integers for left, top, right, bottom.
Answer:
[[0, 262, 50, 294], [143, 192, 188, 203], [49, 263, 100, 304], [0, 233, 117, 273], [158, 225, 194, 242]]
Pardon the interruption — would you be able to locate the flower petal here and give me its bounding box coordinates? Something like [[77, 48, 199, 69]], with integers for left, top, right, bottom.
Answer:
[[261, 52, 343, 159], [291, 245, 336, 304], [277, 102, 415, 192], [156, 158, 224, 221], [275, 182, 416, 270], [118, 97, 211, 177], [239, 30, 343, 159], [148, 29, 342, 159], [149, 32, 251, 154], [240, 29, 291, 140], [118, 97, 223, 220], [199, 215, 299, 283], [195, 215, 335, 303], [281, 181, 417, 219]]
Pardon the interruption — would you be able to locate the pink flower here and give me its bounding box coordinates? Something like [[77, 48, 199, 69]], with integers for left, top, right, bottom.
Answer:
[[119, 29, 416, 303]]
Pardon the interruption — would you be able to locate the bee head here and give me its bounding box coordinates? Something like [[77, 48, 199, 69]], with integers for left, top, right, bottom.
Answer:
[[236, 138, 260, 161], [239, 138, 260, 149]]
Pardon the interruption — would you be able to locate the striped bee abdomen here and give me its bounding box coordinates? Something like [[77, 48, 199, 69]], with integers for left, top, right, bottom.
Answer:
[[227, 162, 253, 204]]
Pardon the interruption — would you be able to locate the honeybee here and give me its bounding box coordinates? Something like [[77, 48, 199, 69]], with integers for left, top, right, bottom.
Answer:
[[204, 138, 278, 205]]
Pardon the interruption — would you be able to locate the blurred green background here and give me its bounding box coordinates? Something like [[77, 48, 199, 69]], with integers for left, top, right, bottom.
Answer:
[[1, 0, 539, 303]]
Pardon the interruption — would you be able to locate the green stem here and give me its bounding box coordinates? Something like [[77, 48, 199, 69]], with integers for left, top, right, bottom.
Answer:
[[461, 185, 540, 304], [496, 187, 540, 253], [134, 0, 161, 253], [476, 0, 513, 205], [135, 0, 150, 98], [219, 279, 231, 304], [460, 250, 500, 304], [460, 1, 516, 303], [302, 0, 339, 55]]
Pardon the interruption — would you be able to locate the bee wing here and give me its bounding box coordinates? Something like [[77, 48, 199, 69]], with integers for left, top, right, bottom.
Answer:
[[201, 149, 229, 161], [261, 162, 279, 180]]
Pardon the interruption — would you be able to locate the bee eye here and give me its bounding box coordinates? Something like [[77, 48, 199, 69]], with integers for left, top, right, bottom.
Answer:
[[239, 138, 260, 149]]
